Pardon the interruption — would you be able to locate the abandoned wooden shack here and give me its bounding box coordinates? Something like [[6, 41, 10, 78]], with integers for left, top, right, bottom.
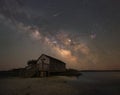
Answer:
[[21, 54, 66, 77]]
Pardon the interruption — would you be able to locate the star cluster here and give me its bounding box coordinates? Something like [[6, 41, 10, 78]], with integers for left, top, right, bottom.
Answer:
[[0, 0, 120, 70]]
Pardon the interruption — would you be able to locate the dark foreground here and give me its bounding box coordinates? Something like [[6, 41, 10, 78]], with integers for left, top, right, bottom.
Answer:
[[70, 72, 120, 95], [0, 72, 120, 95]]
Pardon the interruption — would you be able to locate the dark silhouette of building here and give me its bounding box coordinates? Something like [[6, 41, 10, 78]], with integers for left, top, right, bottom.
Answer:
[[21, 54, 66, 77]]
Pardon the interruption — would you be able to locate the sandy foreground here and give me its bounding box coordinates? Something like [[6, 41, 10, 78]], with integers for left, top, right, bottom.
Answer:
[[0, 72, 120, 95], [0, 76, 79, 95]]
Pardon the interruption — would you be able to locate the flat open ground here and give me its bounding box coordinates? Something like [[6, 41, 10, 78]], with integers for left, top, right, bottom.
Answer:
[[0, 72, 120, 95]]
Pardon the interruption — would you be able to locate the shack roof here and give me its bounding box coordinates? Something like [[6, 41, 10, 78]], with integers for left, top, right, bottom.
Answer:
[[37, 54, 66, 64]]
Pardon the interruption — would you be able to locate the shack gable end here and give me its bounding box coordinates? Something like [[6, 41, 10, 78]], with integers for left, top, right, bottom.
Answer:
[[37, 55, 50, 65], [36, 54, 66, 72]]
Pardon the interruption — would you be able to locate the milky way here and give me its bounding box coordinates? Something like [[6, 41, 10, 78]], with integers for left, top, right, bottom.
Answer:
[[0, 0, 120, 70]]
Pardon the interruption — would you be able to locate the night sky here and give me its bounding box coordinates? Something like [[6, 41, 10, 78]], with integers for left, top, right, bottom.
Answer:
[[0, 0, 120, 70]]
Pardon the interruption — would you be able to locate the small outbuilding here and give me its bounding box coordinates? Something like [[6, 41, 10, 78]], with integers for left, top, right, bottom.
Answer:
[[21, 54, 66, 77]]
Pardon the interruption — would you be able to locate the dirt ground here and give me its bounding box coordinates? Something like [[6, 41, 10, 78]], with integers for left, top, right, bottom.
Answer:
[[0, 72, 120, 95]]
